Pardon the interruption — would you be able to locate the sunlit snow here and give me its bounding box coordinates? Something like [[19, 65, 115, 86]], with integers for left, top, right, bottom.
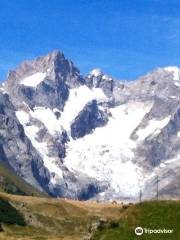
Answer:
[[0, 87, 7, 94], [20, 72, 46, 87], [15, 114, 63, 181], [164, 66, 180, 81], [30, 107, 63, 135], [90, 68, 103, 77], [58, 85, 107, 132], [15, 85, 108, 185], [177, 132, 180, 137], [174, 81, 180, 87], [25, 125, 63, 179], [136, 116, 170, 141], [16, 110, 30, 125], [64, 101, 152, 197]]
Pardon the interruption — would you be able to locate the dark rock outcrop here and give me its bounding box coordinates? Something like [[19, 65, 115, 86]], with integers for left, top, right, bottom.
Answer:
[[71, 100, 108, 139]]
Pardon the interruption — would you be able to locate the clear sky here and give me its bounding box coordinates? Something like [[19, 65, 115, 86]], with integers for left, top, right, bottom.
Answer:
[[0, 0, 180, 81]]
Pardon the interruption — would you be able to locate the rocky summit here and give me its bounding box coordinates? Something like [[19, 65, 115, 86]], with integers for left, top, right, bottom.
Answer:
[[0, 51, 180, 201]]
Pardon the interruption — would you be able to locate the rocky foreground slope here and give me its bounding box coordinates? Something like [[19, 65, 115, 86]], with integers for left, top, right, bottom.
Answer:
[[0, 50, 180, 201]]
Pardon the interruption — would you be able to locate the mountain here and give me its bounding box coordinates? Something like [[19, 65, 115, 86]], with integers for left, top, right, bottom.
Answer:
[[0, 50, 180, 201]]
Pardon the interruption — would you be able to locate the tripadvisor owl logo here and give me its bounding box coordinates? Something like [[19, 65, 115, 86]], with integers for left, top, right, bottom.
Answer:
[[135, 227, 144, 236], [135, 226, 174, 236]]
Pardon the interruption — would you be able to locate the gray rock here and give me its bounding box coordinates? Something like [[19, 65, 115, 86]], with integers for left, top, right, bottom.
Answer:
[[0, 92, 48, 192], [1, 50, 180, 201], [71, 100, 108, 139]]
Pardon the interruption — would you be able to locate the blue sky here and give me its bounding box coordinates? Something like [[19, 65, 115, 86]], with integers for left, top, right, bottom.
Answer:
[[0, 0, 180, 81]]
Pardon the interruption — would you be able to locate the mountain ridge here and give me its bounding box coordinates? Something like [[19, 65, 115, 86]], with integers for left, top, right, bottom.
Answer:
[[0, 50, 180, 201]]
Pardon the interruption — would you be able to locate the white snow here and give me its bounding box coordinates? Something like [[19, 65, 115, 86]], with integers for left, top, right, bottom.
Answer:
[[24, 125, 63, 180], [90, 69, 103, 77], [15, 112, 63, 181], [16, 110, 30, 125], [27, 86, 107, 136], [177, 131, 180, 137], [15, 85, 108, 184], [58, 85, 107, 132], [160, 163, 166, 168], [16, 110, 63, 182], [0, 85, 8, 94], [20, 72, 46, 87], [17, 84, 107, 137], [0, 87, 6, 94], [136, 116, 170, 141], [174, 81, 180, 87], [64, 101, 152, 197], [30, 107, 63, 135], [165, 156, 180, 164], [164, 66, 180, 81], [102, 75, 110, 81], [53, 108, 60, 113]]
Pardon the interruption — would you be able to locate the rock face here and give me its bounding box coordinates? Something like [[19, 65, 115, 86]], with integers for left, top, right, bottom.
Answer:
[[1, 52, 180, 201], [85, 69, 114, 97], [5, 51, 84, 110], [0, 92, 49, 192], [71, 100, 108, 139]]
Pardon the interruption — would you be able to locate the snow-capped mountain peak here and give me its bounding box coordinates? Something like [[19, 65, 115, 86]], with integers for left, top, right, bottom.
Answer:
[[89, 68, 103, 77], [164, 66, 180, 81], [1, 50, 180, 201], [89, 68, 112, 81]]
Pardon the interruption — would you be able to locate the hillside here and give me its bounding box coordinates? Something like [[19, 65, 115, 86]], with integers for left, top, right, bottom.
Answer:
[[0, 193, 179, 240], [0, 192, 121, 240], [93, 201, 180, 240], [0, 161, 46, 197]]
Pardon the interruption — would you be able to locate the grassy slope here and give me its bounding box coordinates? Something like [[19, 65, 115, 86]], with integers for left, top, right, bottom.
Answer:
[[92, 201, 180, 240], [0, 193, 179, 240], [0, 161, 47, 197], [0, 192, 122, 240]]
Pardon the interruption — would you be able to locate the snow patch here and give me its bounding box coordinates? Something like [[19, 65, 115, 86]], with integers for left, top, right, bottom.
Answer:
[[136, 116, 170, 141], [177, 131, 180, 137], [53, 108, 60, 113], [174, 81, 180, 87], [58, 85, 107, 132], [20, 72, 46, 87], [164, 66, 180, 81], [102, 74, 111, 81], [160, 163, 166, 168], [165, 156, 180, 164], [90, 69, 103, 77], [16, 110, 63, 182], [24, 125, 63, 180], [30, 107, 63, 135], [16, 111, 30, 125], [0, 87, 7, 94]]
